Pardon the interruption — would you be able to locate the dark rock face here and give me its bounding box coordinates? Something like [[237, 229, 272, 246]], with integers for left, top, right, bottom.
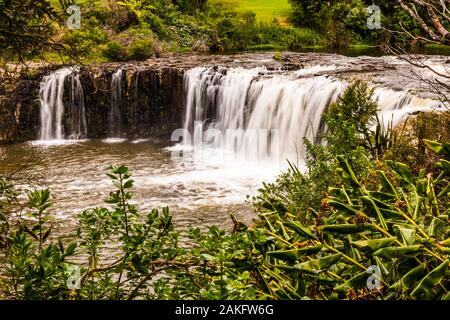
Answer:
[[0, 66, 53, 142], [0, 62, 187, 143], [0, 53, 287, 143], [122, 66, 185, 139]]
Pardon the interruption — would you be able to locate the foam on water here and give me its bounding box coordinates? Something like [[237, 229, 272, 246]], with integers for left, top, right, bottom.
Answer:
[[102, 138, 128, 144]]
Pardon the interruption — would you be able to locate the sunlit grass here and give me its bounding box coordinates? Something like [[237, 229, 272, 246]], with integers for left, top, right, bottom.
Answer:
[[211, 0, 291, 22]]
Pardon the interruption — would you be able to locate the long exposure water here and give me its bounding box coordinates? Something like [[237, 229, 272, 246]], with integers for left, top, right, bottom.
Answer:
[[1, 53, 448, 234]]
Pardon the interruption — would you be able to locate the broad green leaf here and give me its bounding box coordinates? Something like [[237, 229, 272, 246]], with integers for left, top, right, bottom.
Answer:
[[361, 196, 388, 230], [387, 161, 414, 185], [123, 180, 134, 189], [411, 260, 449, 298], [328, 199, 360, 215], [352, 237, 396, 252], [284, 221, 317, 240], [376, 170, 400, 199], [394, 225, 416, 245], [373, 245, 422, 259], [267, 250, 297, 262], [337, 156, 361, 187], [334, 270, 369, 293], [369, 191, 397, 201], [438, 247, 450, 254], [390, 263, 426, 290], [428, 217, 446, 238], [424, 139, 443, 154], [438, 238, 450, 247], [294, 253, 343, 274], [379, 208, 403, 218], [64, 242, 77, 256], [268, 245, 323, 262], [436, 159, 450, 174], [321, 224, 371, 234]]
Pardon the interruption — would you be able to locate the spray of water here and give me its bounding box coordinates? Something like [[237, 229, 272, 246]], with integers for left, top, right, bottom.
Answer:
[[39, 68, 87, 141], [109, 68, 123, 138]]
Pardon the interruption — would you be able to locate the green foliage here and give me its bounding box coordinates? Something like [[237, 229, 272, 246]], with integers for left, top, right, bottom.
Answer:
[[165, 222, 265, 300], [289, 0, 421, 48], [289, 0, 368, 47], [128, 38, 156, 60], [102, 41, 128, 61], [249, 81, 449, 300], [0, 166, 261, 300], [0, 0, 61, 60], [252, 142, 449, 299], [0, 0, 440, 61], [211, 0, 290, 23], [0, 138, 449, 300], [0, 177, 17, 241], [384, 111, 450, 174], [1, 188, 75, 299], [1, 0, 327, 62]]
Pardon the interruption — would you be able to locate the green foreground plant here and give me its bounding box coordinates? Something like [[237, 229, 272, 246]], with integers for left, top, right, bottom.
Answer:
[[0, 138, 448, 300], [0, 80, 449, 300], [253, 140, 449, 299]]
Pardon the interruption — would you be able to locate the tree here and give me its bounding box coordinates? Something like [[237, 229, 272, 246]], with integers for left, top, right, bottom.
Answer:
[[396, 0, 450, 44], [289, 0, 328, 28], [0, 0, 62, 60], [173, 0, 207, 13], [383, 1, 450, 109]]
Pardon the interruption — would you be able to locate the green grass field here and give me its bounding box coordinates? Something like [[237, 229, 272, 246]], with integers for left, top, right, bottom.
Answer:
[[212, 0, 291, 22]]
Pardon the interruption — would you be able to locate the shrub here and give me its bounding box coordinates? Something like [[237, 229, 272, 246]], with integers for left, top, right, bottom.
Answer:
[[102, 41, 128, 61], [128, 38, 156, 60], [0, 166, 262, 300], [253, 141, 450, 299], [0, 143, 448, 300], [384, 111, 450, 173]]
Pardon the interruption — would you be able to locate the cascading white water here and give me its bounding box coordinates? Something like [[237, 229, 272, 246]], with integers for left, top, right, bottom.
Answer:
[[182, 66, 444, 164], [39, 68, 87, 141], [373, 87, 443, 126], [109, 69, 123, 138]]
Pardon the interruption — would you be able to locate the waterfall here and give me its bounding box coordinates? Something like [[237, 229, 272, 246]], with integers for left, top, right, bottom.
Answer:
[[39, 68, 87, 141], [109, 69, 123, 138], [182, 66, 444, 163]]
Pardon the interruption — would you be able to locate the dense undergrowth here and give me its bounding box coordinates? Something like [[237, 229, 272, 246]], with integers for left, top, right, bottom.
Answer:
[[0, 80, 449, 300]]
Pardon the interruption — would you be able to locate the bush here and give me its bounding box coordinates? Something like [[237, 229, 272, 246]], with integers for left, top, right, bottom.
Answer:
[[0, 166, 263, 300], [101, 41, 128, 61], [384, 111, 450, 173], [0, 142, 448, 300], [128, 38, 156, 60], [252, 141, 450, 299]]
